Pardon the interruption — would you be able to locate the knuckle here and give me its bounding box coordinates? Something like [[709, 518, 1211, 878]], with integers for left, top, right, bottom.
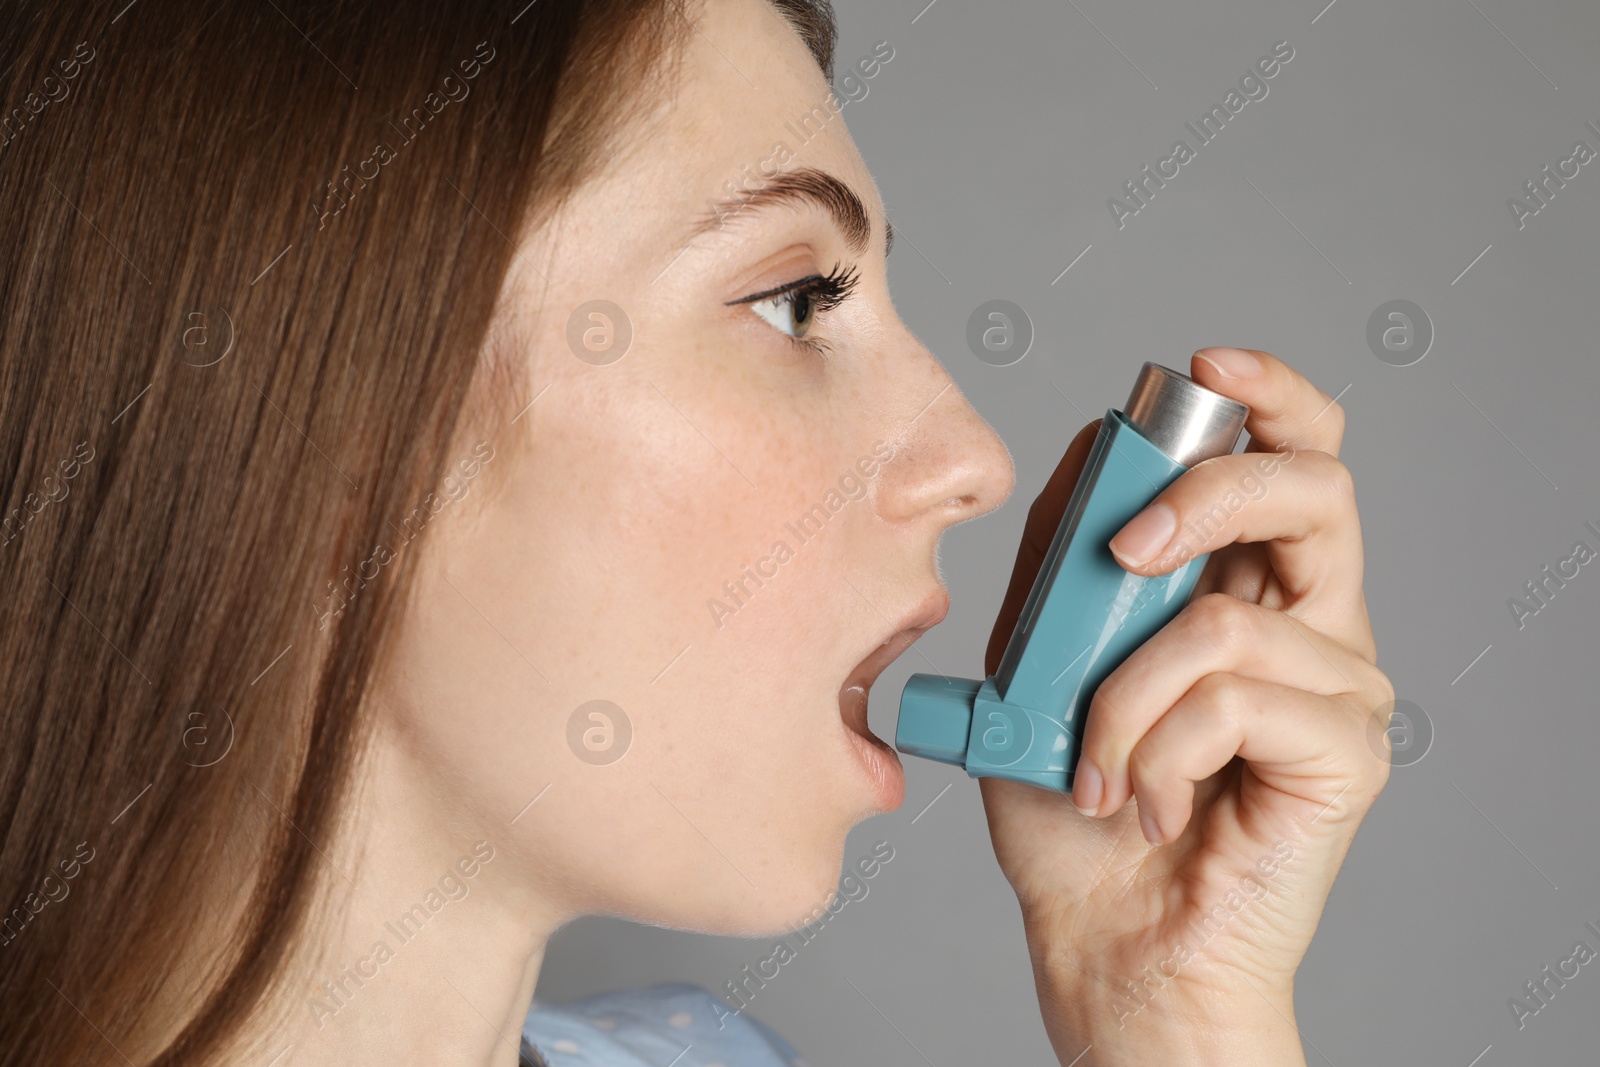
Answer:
[[1370, 666, 1397, 710], [1192, 671, 1246, 732], [1194, 680, 1249, 769], [1317, 452, 1356, 503], [1185, 592, 1256, 652], [1361, 730, 1394, 797], [1353, 680, 1398, 797], [1321, 398, 1346, 437], [1370, 754, 1394, 796]]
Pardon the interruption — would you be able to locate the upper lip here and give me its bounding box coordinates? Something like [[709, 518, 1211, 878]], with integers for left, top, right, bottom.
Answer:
[[841, 588, 952, 693]]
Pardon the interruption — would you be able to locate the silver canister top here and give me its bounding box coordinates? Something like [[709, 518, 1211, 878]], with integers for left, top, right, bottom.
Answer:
[[1122, 361, 1250, 467]]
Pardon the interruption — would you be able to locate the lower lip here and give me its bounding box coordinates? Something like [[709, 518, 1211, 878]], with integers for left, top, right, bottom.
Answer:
[[841, 706, 906, 812]]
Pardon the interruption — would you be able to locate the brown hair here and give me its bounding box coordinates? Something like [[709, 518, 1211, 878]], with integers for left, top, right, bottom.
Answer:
[[0, 1, 831, 1062]]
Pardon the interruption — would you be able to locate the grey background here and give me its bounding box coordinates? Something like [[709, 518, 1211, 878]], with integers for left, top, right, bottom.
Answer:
[[538, 1, 1600, 1064]]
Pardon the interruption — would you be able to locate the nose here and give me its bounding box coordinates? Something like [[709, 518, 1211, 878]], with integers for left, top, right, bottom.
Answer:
[[876, 340, 1015, 529]]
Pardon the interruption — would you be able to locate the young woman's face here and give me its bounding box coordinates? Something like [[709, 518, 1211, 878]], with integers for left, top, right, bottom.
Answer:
[[377, 0, 1013, 934]]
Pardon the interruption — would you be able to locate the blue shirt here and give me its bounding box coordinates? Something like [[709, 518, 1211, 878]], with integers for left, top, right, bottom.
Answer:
[[522, 983, 804, 1067]]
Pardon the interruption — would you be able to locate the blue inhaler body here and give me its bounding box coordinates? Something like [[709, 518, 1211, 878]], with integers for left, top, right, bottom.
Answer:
[[896, 362, 1249, 793]]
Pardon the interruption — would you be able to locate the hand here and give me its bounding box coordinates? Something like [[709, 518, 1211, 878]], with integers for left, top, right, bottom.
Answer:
[[977, 349, 1394, 1066]]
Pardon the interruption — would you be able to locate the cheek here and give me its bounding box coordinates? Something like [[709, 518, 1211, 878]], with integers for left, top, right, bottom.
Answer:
[[384, 343, 879, 925], [414, 383, 843, 762], [501, 361, 854, 691]]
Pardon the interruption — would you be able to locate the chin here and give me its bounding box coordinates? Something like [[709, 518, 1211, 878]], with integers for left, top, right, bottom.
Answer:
[[647, 838, 855, 940]]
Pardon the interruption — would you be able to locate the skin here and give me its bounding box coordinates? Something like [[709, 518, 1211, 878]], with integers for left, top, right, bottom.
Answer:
[[229, 2, 1392, 1064], [984, 347, 1392, 1064]]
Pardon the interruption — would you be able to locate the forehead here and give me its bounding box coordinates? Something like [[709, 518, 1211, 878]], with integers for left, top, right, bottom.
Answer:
[[554, 0, 878, 266]]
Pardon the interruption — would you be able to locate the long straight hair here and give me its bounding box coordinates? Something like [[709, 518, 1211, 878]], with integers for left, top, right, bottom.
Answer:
[[0, 2, 726, 1062]]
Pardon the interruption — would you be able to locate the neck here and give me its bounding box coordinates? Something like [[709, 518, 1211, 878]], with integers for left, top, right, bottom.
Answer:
[[223, 726, 571, 1066]]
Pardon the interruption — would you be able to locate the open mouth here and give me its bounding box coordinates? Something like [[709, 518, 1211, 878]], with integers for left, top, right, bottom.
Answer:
[[836, 590, 950, 751]]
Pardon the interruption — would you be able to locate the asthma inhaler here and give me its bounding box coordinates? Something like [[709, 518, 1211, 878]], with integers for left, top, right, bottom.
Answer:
[[895, 361, 1250, 793]]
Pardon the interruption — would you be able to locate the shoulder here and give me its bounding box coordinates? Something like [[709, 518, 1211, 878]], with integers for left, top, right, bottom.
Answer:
[[522, 981, 806, 1067]]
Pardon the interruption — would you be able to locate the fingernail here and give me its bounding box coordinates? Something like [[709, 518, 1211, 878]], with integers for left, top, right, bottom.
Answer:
[[1139, 807, 1163, 845], [1073, 760, 1103, 816], [1110, 501, 1175, 568], [1196, 348, 1261, 379]]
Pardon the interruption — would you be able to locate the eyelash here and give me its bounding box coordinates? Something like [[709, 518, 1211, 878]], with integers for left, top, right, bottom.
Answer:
[[725, 261, 862, 357]]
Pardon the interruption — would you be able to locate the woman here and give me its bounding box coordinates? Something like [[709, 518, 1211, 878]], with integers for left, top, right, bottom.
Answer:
[[0, 0, 1392, 1064]]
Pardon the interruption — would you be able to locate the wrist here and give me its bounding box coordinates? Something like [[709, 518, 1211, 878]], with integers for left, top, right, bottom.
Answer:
[[1024, 921, 1306, 1067], [1062, 987, 1305, 1067]]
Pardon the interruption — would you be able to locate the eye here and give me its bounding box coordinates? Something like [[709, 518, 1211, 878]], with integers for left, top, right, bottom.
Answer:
[[748, 286, 819, 340], [726, 261, 861, 354]]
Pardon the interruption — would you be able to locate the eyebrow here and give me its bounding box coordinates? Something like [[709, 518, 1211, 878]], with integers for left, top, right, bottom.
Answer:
[[690, 166, 891, 257]]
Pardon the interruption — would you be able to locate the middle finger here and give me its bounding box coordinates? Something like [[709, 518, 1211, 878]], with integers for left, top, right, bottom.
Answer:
[[1074, 592, 1371, 818]]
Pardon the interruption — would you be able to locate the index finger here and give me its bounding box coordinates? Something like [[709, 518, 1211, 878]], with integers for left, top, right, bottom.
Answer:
[[1190, 347, 1345, 460]]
